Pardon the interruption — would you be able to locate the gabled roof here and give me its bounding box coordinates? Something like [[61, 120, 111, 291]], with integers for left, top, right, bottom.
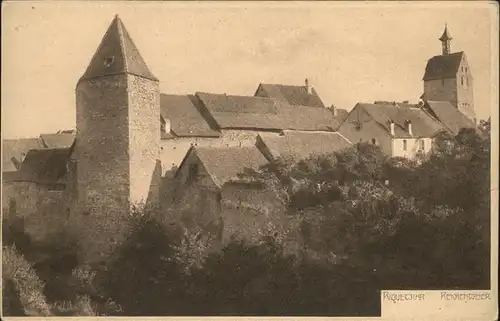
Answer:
[[160, 94, 220, 138], [423, 51, 464, 81], [424, 101, 475, 135], [357, 102, 446, 138], [2, 138, 43, 172], [193, 146, 269, 187], [195, 92, 340, 131], [257, 130, 352, 162], [195, 92, 283, 130], [80, 15, 157, 82], [16, 148, 71, 184], [40, 131, 76, 148], [256, 83, 325, 108]]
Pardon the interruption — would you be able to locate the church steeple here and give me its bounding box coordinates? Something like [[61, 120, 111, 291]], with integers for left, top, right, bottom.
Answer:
[[80, 15, 158, 82], [439, 24, 453, 55]]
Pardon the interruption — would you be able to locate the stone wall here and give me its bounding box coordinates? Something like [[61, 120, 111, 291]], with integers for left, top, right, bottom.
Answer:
[[423, 78, 458, 107], [219, 182, 285, 245], [75, 74, 131, 215], [74, 73, 152, 264], [455, 56, 475, 123], [160, 130, 279, 174], [2, 181, 70, 243], [127, 75, 161, 207]]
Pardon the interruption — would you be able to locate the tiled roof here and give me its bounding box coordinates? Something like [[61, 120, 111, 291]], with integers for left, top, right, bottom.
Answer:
[[195, 92, 340, 131], [160, 94, 221, 137], [80, 15, 157, 82], [358, 102, 446, 138], [196, 92, 282, 130], [195, 146, 269, 187], [257, 130, 352, 162], [40, 131, 75, 148], [424, 101, 475, 135], [256, 83, 325, 107], [278, 104, 341, 131], [335, 109, 349, 122], [423, 51, 463, 81], [2, 138, 43, 172], [16, 148, 71, 184]]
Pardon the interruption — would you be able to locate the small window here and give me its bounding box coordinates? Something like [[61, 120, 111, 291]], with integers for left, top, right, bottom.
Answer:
[[442, 79, 445, 86], [403, 139, 407, 151], [465, 67, 468, 73], [461, 76, 464, 86], [188, 163, 199, 182], [419, 140, 425, 150], [104, 56, 114, 68], [371, 138, 377, 145]]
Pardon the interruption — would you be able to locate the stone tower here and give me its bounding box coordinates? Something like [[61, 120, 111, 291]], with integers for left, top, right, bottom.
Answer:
[[74, 15, 161, 262], [422, 25, 476, 123]]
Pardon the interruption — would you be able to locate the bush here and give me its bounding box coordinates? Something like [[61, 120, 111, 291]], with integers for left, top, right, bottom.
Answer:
[[2, 245, 52, 316]]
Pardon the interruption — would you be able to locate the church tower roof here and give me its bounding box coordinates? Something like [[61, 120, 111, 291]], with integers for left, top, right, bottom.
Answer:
[[79, 15, 158, 82], [439, 24, 453, 41]]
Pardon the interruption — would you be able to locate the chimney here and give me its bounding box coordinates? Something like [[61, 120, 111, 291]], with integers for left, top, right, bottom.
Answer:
[[305, 78, 312, 94], [389, 120, 395, 136], [331, 104, 338, 116], [406, 120, 413, 136]]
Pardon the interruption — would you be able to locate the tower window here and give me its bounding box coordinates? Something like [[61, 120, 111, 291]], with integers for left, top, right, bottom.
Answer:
[[403, 139, 407, 151], [466, 77, 469, 86], [104, 56, 115, 68], [441, 79, 445, 86], [188, 163, 199, 182]]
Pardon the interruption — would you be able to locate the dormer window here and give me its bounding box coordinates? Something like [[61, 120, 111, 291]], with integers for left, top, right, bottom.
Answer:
[[104, 56, 114, 68], [160, 116, 171, 134]]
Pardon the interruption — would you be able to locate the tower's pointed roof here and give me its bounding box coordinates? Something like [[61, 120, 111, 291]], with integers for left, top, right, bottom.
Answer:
[[439, 24, 453, 41], [80, 15, 158, 82]]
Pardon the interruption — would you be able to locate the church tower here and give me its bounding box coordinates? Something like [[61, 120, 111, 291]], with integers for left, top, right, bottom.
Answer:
[[74, 15, 161, 262], [439, 24, 452, 55], [422, 25, 476, 124]]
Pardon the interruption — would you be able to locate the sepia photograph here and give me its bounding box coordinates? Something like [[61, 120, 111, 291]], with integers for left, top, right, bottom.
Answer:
[[1, 1, 498, 319]]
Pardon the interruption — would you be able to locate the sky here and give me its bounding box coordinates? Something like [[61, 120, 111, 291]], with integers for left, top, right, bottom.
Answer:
[[1, 1, 498, 139]]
